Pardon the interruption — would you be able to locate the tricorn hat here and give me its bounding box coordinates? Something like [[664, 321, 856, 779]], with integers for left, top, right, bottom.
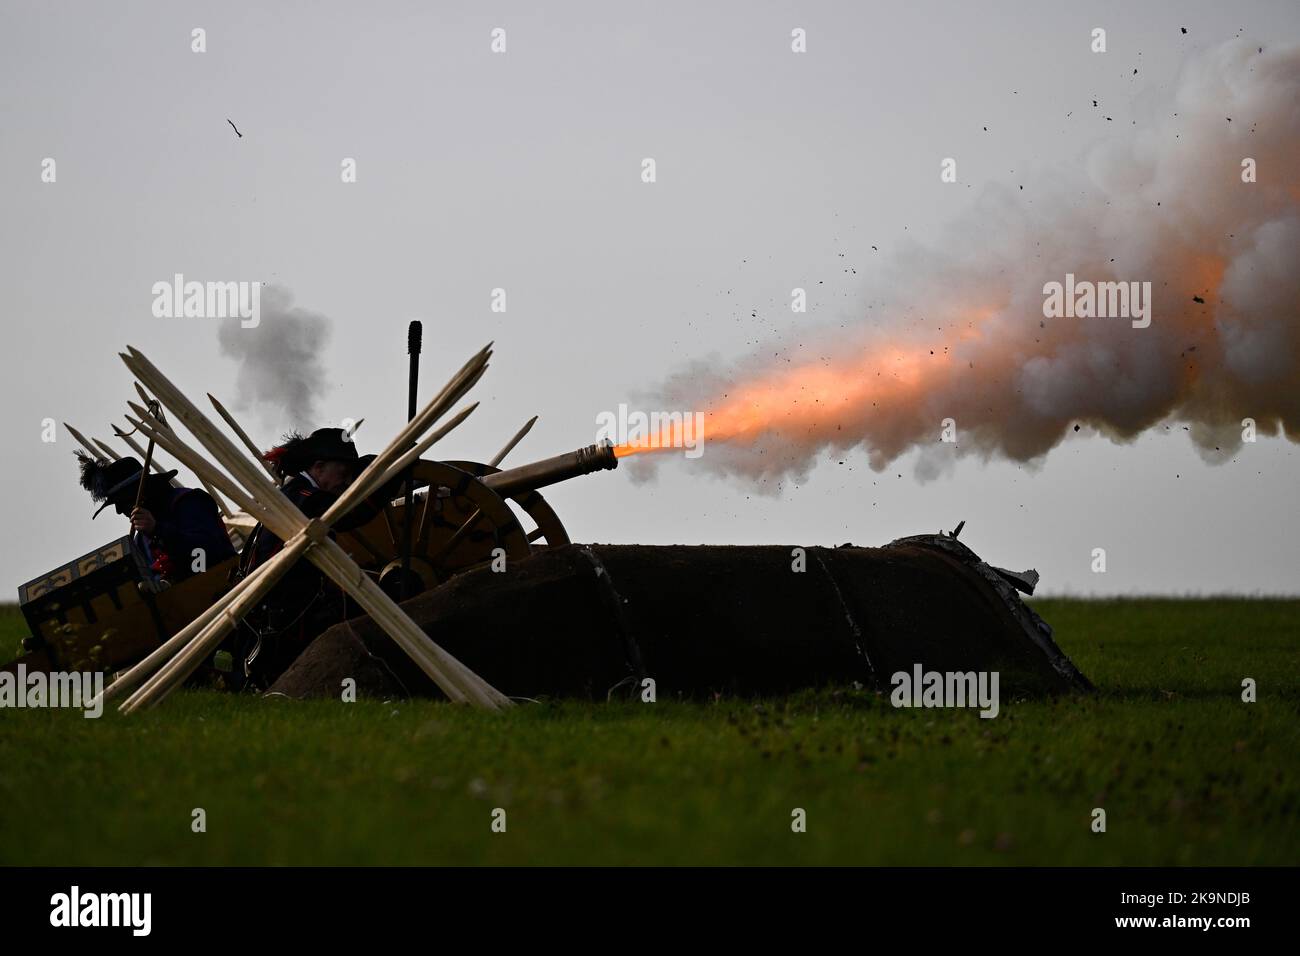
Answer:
[[76, 452, 177, 518], [263, 427, 361, 479]]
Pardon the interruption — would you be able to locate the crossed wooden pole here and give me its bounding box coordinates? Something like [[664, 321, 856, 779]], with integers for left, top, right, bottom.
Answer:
[[65, 414, 235, 519], [91, 343, 511, 714]]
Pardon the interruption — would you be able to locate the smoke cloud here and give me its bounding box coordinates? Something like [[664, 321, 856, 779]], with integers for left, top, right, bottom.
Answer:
[[630, 40, 1300, 488], [216, 285, 332, 431]]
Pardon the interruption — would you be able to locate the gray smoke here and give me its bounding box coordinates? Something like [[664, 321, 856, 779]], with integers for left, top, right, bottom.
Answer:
[[630, 39, 1300, 488], [216, 285, 331, 431]]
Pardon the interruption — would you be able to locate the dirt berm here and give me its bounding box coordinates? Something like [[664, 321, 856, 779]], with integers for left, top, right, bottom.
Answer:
[[269, 537, 1092, 701]]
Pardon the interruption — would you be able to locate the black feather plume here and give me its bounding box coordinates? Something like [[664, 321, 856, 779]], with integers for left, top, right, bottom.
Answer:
[[75, 450, 110, 499]]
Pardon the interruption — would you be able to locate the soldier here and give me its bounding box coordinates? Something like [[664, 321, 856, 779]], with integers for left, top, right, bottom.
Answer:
[[76, 452, 235, 583], [235, 427, 390, 686]]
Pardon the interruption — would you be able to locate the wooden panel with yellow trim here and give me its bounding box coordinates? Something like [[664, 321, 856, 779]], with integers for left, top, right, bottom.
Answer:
[[14, 536, 236, 673]]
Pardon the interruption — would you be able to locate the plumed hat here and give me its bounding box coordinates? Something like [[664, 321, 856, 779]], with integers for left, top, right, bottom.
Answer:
[[263, 427, 361, 479], [76, 451, 177, 518]]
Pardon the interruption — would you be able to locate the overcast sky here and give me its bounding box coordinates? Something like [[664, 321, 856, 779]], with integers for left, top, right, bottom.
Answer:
[[2, 0, 1297, 596]]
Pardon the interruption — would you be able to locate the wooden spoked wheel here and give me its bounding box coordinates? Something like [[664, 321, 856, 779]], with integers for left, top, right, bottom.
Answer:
[[443, 460, 571, 550], [332, 459, 569, 595]]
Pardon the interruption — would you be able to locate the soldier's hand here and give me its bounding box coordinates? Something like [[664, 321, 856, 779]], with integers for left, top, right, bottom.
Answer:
[[130, 507, 156, 535]]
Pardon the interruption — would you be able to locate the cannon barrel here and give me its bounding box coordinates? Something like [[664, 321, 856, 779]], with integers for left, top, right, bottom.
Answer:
[[482, 442, 617, 497]]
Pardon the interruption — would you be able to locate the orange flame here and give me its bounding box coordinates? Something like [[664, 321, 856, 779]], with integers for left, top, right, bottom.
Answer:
[[613, 41, 1300, 471], [614, 341, 955, 458], [612, 272, 1232, 466]]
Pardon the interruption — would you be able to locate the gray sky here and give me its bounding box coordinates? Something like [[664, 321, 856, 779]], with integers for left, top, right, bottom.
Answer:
[[2, 0, 1298, 596]]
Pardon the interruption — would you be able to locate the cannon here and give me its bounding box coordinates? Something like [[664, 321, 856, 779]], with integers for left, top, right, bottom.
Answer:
[[4, 442, 620, 680], [4, 329, 1091, 711], [332, 442, 618, 595], [2, 324, 630, 708]]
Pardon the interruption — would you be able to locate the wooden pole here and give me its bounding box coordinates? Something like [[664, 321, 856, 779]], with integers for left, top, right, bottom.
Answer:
[[322, 348, 491, 526], [114, 426, 230, 516], [91, 439, 121, 461], [123, 351, 293, 520], [370, 403, 478, 494], [490, 415, 538, 467], [98, 435, 180, 488], [120, 532, 316, 713], [208, 393, 277, 477], [92, 537, 299, 708], [130, 402, 161, 515], [307, 537, 507, 709], [126, 409, 279, 529], [64, 423, 104, 459], [120, 346, 509, 710]]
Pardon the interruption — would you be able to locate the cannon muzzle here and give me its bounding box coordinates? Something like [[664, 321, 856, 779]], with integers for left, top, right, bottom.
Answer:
[[482, 442, 617, 497]]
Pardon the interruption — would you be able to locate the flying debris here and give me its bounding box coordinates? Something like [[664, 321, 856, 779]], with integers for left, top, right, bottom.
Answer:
[[622, 40, 1300, 485], [6, 335, 1093, 710]]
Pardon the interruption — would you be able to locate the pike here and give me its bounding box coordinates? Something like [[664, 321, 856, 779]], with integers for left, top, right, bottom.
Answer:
[[115, 344, 510, 711], [321, 345, 492, 525], [93, 538, 296, 708], [129, 386, 232, 515], [120, 533, 315, 712], [93, 436, 183, 490], [91, 438, 122, 462], [115, 418, 496, 710], [85, 419, 231, 519], [63, 423, 103, 459], [490, 415, 538, 468], [113, 426, 233, 517], [125, 404, 280, 528], [129, 400, 163, 519], [116, 399, 493, 709], [207, 392, 277, 477], [373, 403, 479, 489]]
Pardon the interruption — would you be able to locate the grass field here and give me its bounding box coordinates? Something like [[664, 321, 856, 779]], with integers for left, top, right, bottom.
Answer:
[[1, 599, 1296, 865]]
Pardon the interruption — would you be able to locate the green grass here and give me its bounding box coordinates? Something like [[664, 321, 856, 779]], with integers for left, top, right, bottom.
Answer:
[[1, 599, 1296, 865], [0, 603, 25, 664]]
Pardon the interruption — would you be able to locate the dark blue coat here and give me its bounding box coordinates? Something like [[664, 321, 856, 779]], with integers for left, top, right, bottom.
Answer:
[[139, 486, 235, 579]]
